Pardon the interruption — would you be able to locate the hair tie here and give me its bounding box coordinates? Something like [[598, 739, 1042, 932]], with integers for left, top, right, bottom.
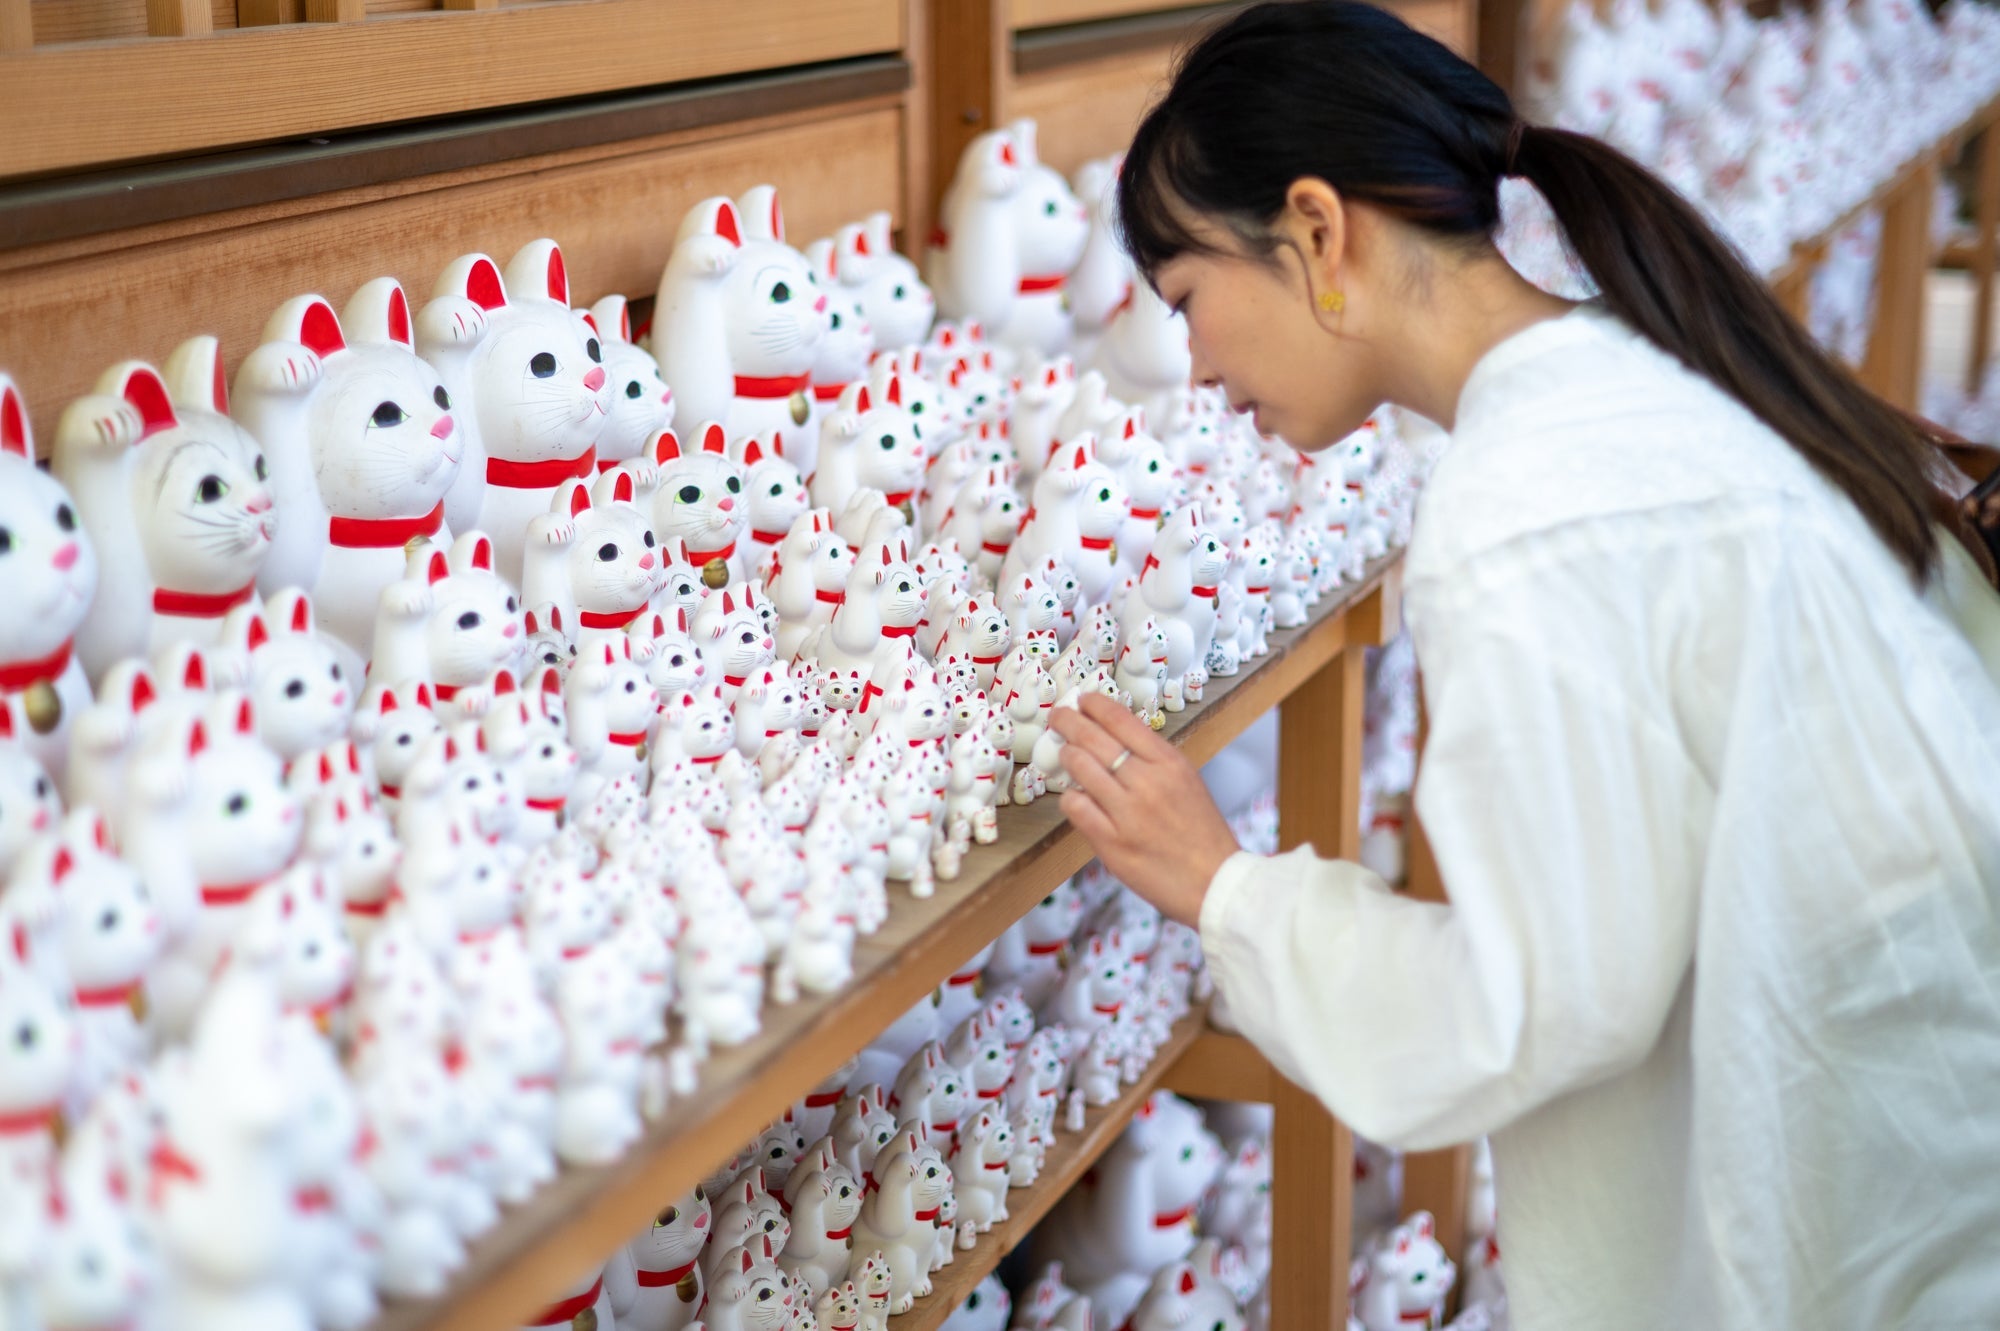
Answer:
[[1503, 120, 1528, 178]]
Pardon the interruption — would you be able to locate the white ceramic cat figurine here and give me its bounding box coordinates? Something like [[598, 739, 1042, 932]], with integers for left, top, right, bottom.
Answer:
[[1032, 1092, 1225, 1328], [803, 240, 876, 448], [776, 1165, 865, 1300], [810, 544, 926, 714], [654, 191, 830, 463], [651, 421, 749, 588], [229, 587, 354, 760], [0, 918, 74, 1328], [810, 377, 925, 522], [45, 812, 162, 1113], [589, 292, 676, 474], [770, 510, 853, 662], [615, 1184, 711, 1331], [1067, 155, 1135, 361], [1003, 438, 1127, 612], [837, 212, 937, 353], [1090, 279, 1192, 432], [55, 348, 275, 680], [1125, 1262, 1246, 1331], [848, 1131, 953, 1313], [419, 241, 610, 582], [0, 375, 101, 783], [1355, 1213, 1455, 1331], [535, 470, 661, 654], [929, 121, 1089, 356], [235, 281, 460, 669]]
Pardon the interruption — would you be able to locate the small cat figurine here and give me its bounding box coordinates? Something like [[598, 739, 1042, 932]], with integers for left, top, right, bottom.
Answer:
[[54, 347, 275, 680], [653, 191, 830, 463], [802, 238, 876, 457], [739, 435, 812, 578], [419, 240, 611, 583], [836, 211, 936, 353], [815, 1280, 863, 1331], [614, 1183, 711, 1331], [371, 535, 526, 705], [0, 374, 102, 782], [651, 421, 748, 588], [227, 588, 354, 761], [530, 470, 661, 656], [587, 293, 675, 473], [234, 280, 461, 668]]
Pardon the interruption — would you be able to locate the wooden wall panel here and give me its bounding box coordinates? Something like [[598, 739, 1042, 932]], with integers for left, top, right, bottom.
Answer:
[[29, 0, 146, 44], [1009, 46, 1173, 175], [1009, 0, 1211, 26], [0, 0, 900, 179], [0, 102, 903, 444]]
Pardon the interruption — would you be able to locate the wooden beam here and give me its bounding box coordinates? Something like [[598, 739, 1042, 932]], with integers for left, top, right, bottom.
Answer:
[[147, 0, 214, 36], [1861, 155, 1939, 410], [1161, 1030, 1279, 1103], [303, 0, 366, 22], [0, 0, 32, 51], [1272, 1077, 1354, 1327], [928, 0, 1006, 222], [0, 0, 903, 180], [1971, 126, 2000, 394], [441, 0, 498, 9]]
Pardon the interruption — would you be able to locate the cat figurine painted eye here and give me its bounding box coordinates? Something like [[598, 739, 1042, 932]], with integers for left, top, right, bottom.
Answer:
[[587, 293, 675, 475], [418, 240, 611, 585], [52, 345, 276, 683], [654, 190, 831, 466], [234, 280, 461, 675], [0, 374, 101, 780], [650, 422, 747, 589]]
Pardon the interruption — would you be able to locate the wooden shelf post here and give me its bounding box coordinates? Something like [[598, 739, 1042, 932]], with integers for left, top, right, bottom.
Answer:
[[1264, 602, 1373, 1328], [1861, 154, 1940, 409], [1970, 125, 2000, 395], [927, 0, 1006, 226], [0, 0, 31, 51]]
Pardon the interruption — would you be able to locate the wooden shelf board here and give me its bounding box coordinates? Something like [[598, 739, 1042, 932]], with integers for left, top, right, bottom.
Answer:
[[891, 1005, 1213, 1331], [0, 0, 903, 181], [364, 558, 1399, 1331], [1008, 0, 1221, 31]]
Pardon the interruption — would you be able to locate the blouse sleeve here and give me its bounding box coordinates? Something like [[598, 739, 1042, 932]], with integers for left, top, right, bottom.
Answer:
[[1197, 570, 1711, 1150]]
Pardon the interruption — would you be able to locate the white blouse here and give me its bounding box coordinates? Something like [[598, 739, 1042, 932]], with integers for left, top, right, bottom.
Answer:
[[1200, 306, 2000, 1329]]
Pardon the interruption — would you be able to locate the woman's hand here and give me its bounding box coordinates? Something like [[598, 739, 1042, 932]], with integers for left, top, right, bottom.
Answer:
[[1051, 692, 1242, 929]]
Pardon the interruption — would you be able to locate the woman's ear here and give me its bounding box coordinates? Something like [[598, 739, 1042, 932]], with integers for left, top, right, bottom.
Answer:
[[1281, 176, 1349, 310]]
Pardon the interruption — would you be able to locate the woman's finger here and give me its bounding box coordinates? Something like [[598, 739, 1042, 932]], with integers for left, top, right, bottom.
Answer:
[[1058, 738, 1138, 821], [1049, 705, 1130, 773], [1078, 690, 1171, 758], [1059, 786, 1119, 848]]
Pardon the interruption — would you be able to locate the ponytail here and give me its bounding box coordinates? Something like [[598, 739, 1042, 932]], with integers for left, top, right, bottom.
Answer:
[[1508, 123, 1940, 580], [1119, 0, 1943, 582]]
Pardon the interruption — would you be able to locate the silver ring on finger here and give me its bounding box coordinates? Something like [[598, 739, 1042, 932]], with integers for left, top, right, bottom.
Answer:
[[1109, 748, 1133, 776]]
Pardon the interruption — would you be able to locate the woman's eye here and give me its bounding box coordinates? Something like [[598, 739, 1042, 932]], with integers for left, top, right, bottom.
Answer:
[[371, 402, 407, 428], [197, 475, 228, 503], [530, 352, 558, 378], [678, 485, 702, 504], [771, 282, 792, 303]]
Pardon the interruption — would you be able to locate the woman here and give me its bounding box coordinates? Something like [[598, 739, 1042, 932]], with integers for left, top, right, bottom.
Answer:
[[1048, 3, 2000, 1326]]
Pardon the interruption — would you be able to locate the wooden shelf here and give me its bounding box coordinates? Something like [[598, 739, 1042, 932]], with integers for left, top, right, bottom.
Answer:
[[892, 1005, 1213, 1331], [1159, 1029, 1279, 1104], [364, 558, 1399, 1331]]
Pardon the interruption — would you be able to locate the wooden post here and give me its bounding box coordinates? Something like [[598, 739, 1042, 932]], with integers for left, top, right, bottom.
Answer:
[[1861, 155, 1940, 409], [1970, 127, 2000, 395], [303, 0, 365, 22], [927, 0, 1005, 225], [147, 0, 213, 36], [1267, 627, 1369, 1328], [0, 0, 32, 52]]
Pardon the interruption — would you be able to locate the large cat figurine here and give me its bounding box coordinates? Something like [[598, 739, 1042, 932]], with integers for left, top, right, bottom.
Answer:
[[587, 293, 675, 475], [928, 121, 1090, 358], [234, 280, 461, 672], [610, 1183, 711, 1331], [836, 211, 936, 353], [0, 374, 102, 782], [53, 345, 275, 682], [419, 240, 610, 584], [653, 189, 830, 464]]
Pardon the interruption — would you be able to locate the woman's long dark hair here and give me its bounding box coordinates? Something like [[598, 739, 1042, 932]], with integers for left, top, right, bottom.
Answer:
[[1119, 0, 1944, 581]]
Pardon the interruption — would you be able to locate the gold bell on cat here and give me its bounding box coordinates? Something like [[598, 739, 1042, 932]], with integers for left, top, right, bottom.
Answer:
[[701, 558, 730, 590], [23, 680, 61, 735], [571, 1310, 598, 1331], [788, 389, 810, 428]]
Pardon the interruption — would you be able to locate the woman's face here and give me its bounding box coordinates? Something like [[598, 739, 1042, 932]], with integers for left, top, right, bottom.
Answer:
[[1149, 216, 1386, 452]]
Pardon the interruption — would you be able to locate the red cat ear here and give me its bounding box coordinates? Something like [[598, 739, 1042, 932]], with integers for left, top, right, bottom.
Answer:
[[416, 682, 435, 708], [0, 708, 12, 740], [651, 429, 682, 464], [701, 422, 727, 455], [493, 670, 516, 695], [378, 688, 399, 713], [183, 653, 207, 691], [110, 365, 179, 440], [541, 668, 562, 696], [743, 438, 765, 467], [577, 311, 598, 337], [721, 592, 735, 614], [131, 672, 156, 712], [998, 140, 1017, 167], [51, 846, 74, 883], [463, 257, 507, 312], [546, 245, 569, 305], [318, 753, 335, 783], [739, 1250, 756, 1275], [388, 285, 412, 346], [236, 697, 255, 734], [612, 471, 634, 505], [550, 606, 565, 631], [886, 375, 903, 406], [245, 615, 271, 653], [188, 720, 208, 757], [0, 380, 26, 459], [1179, 1269, 1198, 1295], [290, 596, 312, 635], [297, 299, 347, 359], [427, 552, 449, 585], [711, 199, 743, 248], [676, 607, 689, 633], [769, 192, 784, 243], [566, 481, 592, 519], [880, 547, 891, 566], [524, 610, 541, 635]]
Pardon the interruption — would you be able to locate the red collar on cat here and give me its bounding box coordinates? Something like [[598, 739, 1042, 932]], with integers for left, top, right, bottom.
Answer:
[[734, 372, 810, 399], [633, 1258, 699, 1288], [487, 449, 597, 489], [526, 1277, 604, 1326], [749, 528, 787, 546], [0, 637, 73, 692], [579, 606, 645, 630], [74, 979, 142, 1009], [881, 490, 914, 508], [1190, 584, 1218, 598], [685, 539, 736, 566], [328, 500, 445, 549], [1078, 535, 1112, 551], [812, 381, 852, 402], [525, 795, 566, 812], [914, 1205, 943, 1222], [152, 582, 256, 618], [0, 1104, 55, 1136], [1018, 274, 1067, 294], [880, 624, 918, 639], [1127, 505, 1162, 520], [816, 588, 845, 605], [608, 729, 647, 747], [200, 876, 273, 907], [1152, 1205, 1194, 1228]]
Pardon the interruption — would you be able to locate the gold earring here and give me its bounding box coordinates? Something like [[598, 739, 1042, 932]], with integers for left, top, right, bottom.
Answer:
[[1318, 289, 1345, 314]]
